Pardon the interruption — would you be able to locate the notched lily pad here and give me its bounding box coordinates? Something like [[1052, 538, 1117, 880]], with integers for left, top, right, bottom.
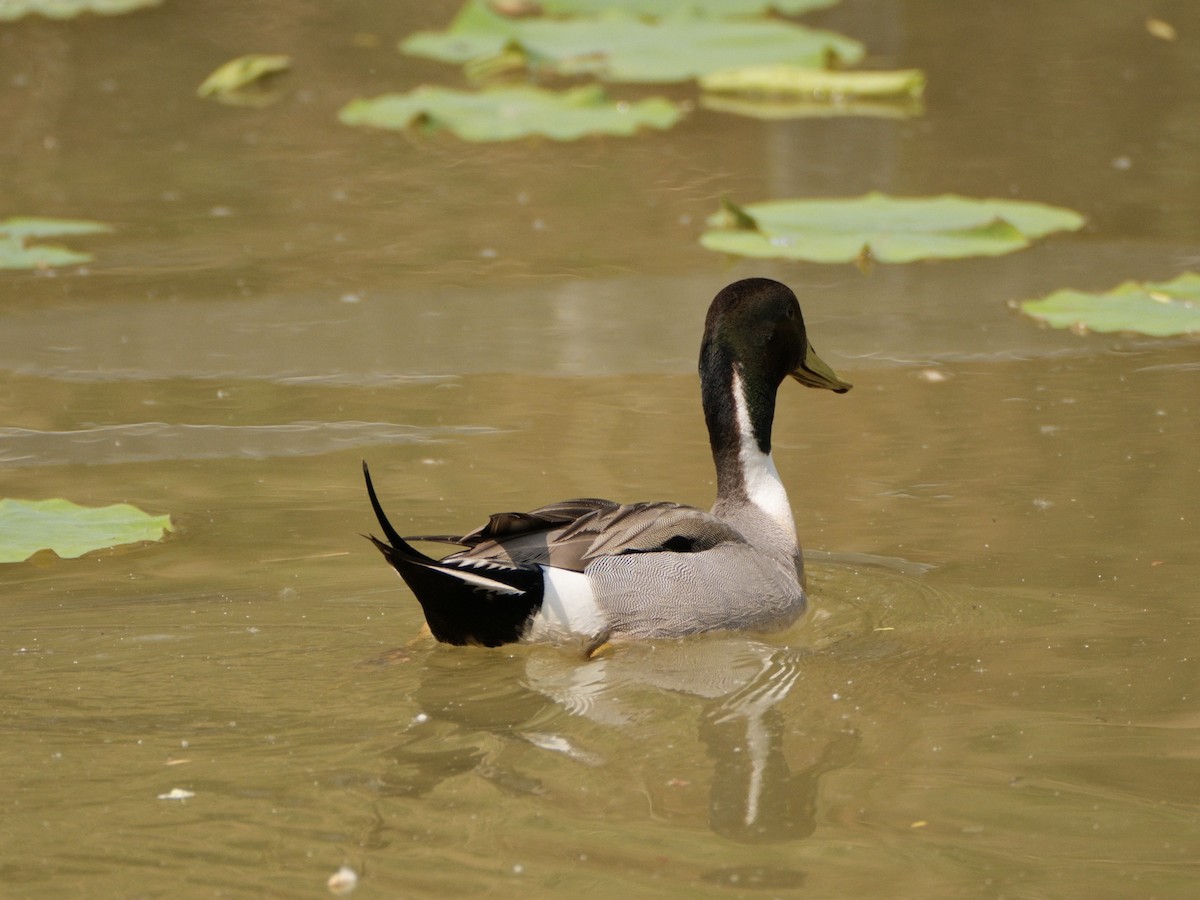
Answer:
[[1019, 272, 1200, 337], [339, 84, 682, 142], [402, 0, 864, 82], [700, 193, 1084, 264], [0, 0, 160, 20], [0, 217, 112, 270], [0, 498, 173, 563], [197, 54, 292, 107]]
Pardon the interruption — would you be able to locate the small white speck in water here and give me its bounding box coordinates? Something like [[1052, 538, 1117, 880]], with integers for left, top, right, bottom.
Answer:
[[327, 866, 358, 895]]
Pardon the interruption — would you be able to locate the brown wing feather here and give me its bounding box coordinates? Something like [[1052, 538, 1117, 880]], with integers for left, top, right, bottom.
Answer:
[[460, 498, 618, 545], [439, 500, 747, 573]]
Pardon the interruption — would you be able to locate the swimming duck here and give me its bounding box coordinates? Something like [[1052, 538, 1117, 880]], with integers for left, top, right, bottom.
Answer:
[[363, 277, 851, 648]]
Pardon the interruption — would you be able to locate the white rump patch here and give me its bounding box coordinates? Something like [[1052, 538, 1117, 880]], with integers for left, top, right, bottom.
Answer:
[[527, 567, 605, 640], [731, 370, 796, 535]]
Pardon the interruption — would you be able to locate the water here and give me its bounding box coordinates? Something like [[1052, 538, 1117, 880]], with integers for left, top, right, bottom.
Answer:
[[2, 1, 1198, 897]]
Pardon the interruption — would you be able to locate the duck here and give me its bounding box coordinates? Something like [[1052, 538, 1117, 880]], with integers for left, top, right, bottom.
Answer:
[[363, 277, 851, 649]]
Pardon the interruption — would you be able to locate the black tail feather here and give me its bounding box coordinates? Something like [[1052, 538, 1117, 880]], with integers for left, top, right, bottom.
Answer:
[[361, 460, 543, 647], [363, 459, 409, 551]]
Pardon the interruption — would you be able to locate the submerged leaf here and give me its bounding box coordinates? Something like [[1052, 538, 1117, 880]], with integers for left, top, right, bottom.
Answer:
[[0, 217, 112, 269], [0, 498, 172, 563], [700, 193, 1084, 264], [339, 85, 682, 142], [402, 0, 864, 82], [1019, 273, 1200, 336], [197, 54, 292, 106], [0, 0, 160, 20]]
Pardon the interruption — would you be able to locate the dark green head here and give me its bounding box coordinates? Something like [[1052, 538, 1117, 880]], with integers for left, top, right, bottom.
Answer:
[[700, 278, 852, 396]]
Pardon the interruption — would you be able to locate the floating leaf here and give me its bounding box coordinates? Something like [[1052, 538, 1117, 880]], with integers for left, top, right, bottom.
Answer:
[[700, 93, 921, 120], [339, 84, 682, 142], [197, 54, 292, 107], [701, 65, 925, 99], [0, 217, 112, 270], [528, 0, 840, 17], [700, 65, 925, 120], [1019, 273, 1200, 336], [700, 193, 1084, 264], [0, 498, 172, 563], [0, 0, 160, 20], [402, 0, 864, 82]]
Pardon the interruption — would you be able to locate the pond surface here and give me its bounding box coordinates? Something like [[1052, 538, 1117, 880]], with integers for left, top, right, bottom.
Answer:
[[2, 1, 1199, 897]]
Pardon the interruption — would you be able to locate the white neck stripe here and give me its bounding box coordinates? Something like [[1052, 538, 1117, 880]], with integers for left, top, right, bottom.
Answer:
[[730, 369, 796, 535]]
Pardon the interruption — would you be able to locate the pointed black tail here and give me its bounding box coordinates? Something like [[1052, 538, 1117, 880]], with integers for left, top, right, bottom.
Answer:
[[361, 461, 544, 646]]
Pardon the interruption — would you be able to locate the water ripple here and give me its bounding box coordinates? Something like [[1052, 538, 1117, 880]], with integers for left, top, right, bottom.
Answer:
[[0, 421, 499, 467]]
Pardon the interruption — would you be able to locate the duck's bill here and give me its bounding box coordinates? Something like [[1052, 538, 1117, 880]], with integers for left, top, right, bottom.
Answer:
[[792, 344, 852, 393]]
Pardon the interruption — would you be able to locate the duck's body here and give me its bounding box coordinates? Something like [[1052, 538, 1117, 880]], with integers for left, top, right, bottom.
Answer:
[[364, 278, 851, 648]]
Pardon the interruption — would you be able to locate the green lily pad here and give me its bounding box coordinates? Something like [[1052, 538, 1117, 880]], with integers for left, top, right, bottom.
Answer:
[[339, 84, 682, 142], [530, 0, 840, 17], [700, 194, 1085, 264], [197, 54, 292, 106], [700, 64, 925, 99], [0, 498, 172, 563], [402, 0, 864, 82], [700, 92, 921, 120], [0, 217, 112, 270], [0, 0, 160, 20], [1019, 273, 1200, 336]]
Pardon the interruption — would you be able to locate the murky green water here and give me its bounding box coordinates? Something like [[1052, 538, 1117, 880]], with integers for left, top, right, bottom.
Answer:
[[2, 1, 1198, 897]]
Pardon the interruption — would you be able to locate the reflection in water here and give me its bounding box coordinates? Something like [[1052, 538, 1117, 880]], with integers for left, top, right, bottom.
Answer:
[[375, 639, 858, 853], [376, 651, 555, 799], [700, 649, 860, 844]]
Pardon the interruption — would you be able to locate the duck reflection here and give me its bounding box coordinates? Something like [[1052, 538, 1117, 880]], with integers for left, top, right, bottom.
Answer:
[[376, 637, 858, 844]]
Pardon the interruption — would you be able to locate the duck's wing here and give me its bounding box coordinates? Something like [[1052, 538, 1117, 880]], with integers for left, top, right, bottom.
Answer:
[[571, 502, 748, 558], [448, 500, 747, 572], [461, 498, 620, 545], [400, 498, 618, 550]]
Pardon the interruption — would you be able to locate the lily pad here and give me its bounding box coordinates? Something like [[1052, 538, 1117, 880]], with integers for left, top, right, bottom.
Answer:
[[700, 92, 921, 120], [402, 0, 864, 82], [700, 65, 925, 99], [0, 498, 172, 563], [1019, 273, 1200, 336], [197, 54, 292, 107], [339, 84, 682, 142], [0, 217, 112, 270], [700, 194, 1085, 264], [528, 0, 840, 17], [0, 0, 160, 20]]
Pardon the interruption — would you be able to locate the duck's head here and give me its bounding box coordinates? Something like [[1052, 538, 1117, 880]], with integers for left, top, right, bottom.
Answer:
[[701, 278, 852, 396]]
